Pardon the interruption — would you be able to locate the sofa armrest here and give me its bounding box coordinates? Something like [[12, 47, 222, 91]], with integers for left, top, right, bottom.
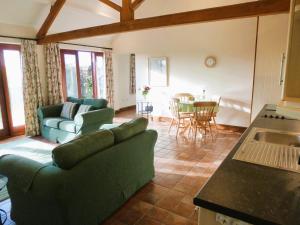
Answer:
[[0, 155, 64, 196], [74, 108, 114, 128], [37, 104, 63, 121]]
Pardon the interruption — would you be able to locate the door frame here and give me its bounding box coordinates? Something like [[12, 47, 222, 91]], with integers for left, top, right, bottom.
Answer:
[[0, 44, 25, 137]]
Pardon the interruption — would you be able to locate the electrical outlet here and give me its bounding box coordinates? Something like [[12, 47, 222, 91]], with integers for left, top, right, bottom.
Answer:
[[216, 213, 232, 225]]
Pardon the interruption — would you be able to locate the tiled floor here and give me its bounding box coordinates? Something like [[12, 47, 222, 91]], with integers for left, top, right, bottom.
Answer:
[[0, 110, 242, 225]]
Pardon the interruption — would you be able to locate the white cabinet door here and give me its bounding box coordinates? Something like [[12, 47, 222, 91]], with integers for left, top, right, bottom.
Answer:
[[251, 14, 289, 121]]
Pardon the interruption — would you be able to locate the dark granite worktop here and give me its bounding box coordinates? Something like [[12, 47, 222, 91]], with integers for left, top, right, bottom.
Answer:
[[194, 105, 300, 225]]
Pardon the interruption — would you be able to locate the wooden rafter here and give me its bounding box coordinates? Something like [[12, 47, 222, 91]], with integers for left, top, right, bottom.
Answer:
[[99, 0, 121, 12], [37, 0, 290, 44], [132, 0, 145, 10], [36, 0, 66, 39], [121, 0, 134, 21]]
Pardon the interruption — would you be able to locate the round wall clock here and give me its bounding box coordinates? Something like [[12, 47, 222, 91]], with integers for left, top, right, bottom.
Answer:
[[205, 56, 217, 68]]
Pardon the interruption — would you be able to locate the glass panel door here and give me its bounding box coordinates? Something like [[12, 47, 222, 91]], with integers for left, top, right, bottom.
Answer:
[[0, 70, 9, 138], [3, 50, 25, 128], [0, 44, 25, 137], [95, 53, 106, 98], [63, 53, 79, 98], [78, 51, 93, 98]]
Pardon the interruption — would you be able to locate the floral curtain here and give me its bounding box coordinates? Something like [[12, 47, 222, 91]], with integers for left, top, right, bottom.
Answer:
[[44, 43, 63, 105], [129, 53, 136, 94], [105, 50, 114, 107], [21, 40, 44, 136]]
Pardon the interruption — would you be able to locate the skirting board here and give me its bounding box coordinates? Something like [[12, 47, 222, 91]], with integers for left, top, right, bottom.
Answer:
[[115, 105, 136, 114], [157, 116, 247, 133]]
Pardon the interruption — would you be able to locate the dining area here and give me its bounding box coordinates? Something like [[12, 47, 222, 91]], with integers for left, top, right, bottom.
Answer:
[[169, 92, 221, 141]]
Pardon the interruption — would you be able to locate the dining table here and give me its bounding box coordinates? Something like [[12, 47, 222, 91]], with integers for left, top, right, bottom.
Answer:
[[178, 98, 219, 113], [177, 97, 219, 136]]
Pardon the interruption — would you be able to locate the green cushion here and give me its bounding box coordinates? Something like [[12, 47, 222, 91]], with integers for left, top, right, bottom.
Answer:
[[59, 120, 76, 133], [67, 97, 84, 104], [83, 99, 108, 109], [52, 130, 114, 170], [43, 118, 65, 129], [110, 117, 148, 143]]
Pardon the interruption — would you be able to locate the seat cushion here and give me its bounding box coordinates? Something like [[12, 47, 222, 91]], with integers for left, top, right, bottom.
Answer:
[[59, 120, 76, 133], [60, 102, 78, 119], [83, 99, 108, 109], [110, 117, 148, 143], [43, 118, 66, 129], [52, 130, 114, 170]]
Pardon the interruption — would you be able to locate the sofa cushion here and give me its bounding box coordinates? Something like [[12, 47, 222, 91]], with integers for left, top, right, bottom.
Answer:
[[43, 118, 66, 129], [83, 99, 108, 109], [76, 105, 93, 115], [60, 102, 78, 119], [110, 117, 148, 143], [52, 130, 114, 170], [67, 97, 84, 104], [59, 120, 76, 133]]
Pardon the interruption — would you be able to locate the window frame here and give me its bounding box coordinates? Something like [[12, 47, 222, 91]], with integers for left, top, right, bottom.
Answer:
[[0, 44, 25, 136], [60, 49, 104, 100]]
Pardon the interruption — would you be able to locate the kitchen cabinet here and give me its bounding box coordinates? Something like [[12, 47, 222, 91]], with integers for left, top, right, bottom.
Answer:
[[283, 0, 300, 102]]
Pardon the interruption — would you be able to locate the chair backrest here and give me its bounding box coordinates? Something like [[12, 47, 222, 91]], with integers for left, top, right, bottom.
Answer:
[[169, 98, 180, 118], [193, 101, 216, 123], [174, 93, 194, 102]]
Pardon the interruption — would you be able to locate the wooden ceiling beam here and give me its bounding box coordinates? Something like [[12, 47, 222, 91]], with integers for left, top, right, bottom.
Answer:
[[36, 0, 66, 39], [132, 0, 145, 10], [99, 0, 121, 12], [121, 0, 134, 21], [37, 0, 290, 44]]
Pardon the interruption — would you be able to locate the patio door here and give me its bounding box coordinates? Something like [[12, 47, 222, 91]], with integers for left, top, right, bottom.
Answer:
[[0, 69, 9, 138], [0, 44, 25, 138]]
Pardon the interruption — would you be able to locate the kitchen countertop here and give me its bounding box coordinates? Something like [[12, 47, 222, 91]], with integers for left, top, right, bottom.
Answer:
[[193, 105, 300, 225]]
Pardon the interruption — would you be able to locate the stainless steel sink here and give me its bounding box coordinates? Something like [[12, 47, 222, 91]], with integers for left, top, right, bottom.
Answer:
[[254, 131, 300, 147], [233, 127, 300, 173]]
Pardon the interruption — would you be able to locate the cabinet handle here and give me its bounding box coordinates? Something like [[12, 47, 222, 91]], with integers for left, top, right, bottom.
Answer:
[[279, 53, 286, 86]]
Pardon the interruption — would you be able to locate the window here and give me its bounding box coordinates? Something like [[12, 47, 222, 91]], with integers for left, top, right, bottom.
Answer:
[[61, 49, 106, 99], [0, 44, 25, 137]]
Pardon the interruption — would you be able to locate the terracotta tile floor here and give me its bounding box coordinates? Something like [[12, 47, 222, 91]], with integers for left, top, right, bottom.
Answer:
[[0, 110, 242, 225]]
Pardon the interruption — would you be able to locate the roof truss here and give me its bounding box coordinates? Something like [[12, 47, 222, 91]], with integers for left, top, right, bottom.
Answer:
[[36, 0, 66, 39], [37, 0, 290, 44]]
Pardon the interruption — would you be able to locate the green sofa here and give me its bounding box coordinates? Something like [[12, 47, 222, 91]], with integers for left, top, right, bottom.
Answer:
[[0, 118, 157, 225], [38, 97, 114, 143]]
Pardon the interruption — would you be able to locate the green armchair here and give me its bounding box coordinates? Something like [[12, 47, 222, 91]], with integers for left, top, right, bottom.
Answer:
[[37, 98, 114, 143]]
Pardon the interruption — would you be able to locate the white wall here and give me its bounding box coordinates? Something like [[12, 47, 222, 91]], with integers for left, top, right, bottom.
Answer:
[[113, 19, 258, 127], [251, 14, 289, 120], [113, 54, 136, 110]]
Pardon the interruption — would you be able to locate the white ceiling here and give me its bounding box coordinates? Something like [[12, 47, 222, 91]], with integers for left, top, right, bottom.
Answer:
[[0, 0, 256, 44]]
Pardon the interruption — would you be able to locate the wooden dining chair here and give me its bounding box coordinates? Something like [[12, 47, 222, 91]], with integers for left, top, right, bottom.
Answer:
[[211, 97, 221, 131], [169, 98, 191, 137], [191, 101, 216, 141], [174, 93, 195, 102]]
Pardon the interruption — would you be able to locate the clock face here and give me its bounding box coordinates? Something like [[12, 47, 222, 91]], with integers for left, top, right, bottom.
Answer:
[[205, 56, 217, 68]]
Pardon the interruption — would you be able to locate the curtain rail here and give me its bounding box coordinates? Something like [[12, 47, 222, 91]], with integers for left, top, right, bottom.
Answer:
[[0, 35, 113, 50]]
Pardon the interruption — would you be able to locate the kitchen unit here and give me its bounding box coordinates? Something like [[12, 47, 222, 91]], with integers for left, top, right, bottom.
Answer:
[[194, 105, 300, 225]]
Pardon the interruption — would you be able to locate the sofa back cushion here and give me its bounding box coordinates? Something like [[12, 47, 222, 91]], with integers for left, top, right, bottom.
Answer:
[[83, 99, 108, 109], [52, 130, 114, 169], [76, 105, 93, 115], [111, 117, 148, 144], [60, 102, 78, 119], [67, 97, 84, 104]]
